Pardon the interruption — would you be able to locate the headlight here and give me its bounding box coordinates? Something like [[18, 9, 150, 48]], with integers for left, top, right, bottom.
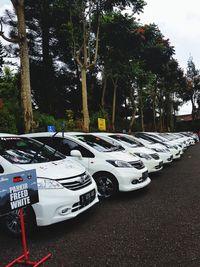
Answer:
[[134, 152, 152, 160], [152, 148, 165, 153], [106, 160, 133, 168], [37, 178, 64, 189], [165, 144, 171, 148]]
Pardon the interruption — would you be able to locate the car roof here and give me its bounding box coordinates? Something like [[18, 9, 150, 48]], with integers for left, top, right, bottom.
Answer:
[[22, 132, 92, 138], [22, 132, 55, 138], [0, 133, 18, 137]]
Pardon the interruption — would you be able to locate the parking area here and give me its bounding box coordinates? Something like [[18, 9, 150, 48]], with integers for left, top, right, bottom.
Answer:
[[1, 143, 200, 267]]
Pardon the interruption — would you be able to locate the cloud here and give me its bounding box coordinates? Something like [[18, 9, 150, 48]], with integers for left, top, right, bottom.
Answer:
[[0, 3, 12, 17], [0, 4, 13, 44], [138, 0, 200, 70]]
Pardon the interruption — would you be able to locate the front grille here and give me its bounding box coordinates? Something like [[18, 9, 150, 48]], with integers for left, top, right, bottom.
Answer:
[[167, 156, 173, 161], [131, 171, 148, 184], [150, 153, 159, 160], [129, 160, 145, 169], [142, 171, 148, 180], [155, 161, 163, 169], [57, 172, 92, 191], [72, 189, 96, 212]]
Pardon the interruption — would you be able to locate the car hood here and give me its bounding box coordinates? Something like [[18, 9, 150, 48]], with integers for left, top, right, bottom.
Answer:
[[104, 150, 141, 162], [145, 143, 166, 150], [15, 158, 85, 179], [125, 146, 155, 154]]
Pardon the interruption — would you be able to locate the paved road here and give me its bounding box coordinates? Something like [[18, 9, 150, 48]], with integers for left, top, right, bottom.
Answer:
[[1, 143, 200, 267]]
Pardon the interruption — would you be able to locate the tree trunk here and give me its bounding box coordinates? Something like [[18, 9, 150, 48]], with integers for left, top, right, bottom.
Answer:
[[40, 0, 54, 113], [111, 78, 117, 132], [128, 109, 136, 134], [81, 67, 90, 132], [139, 88, 144, 131], [12, 0, 33, 133], [159, 106, 164, 132], [190, 94, 196, 121], [152, 79, 157, 131], [128, 86, 137, 134], [169, 93, 175, 131], [158, 94, 163, 132], [101, 73, 107, 108]]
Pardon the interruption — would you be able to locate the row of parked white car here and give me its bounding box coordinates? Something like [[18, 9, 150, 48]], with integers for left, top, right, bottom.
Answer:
[[0, 131, 198, 235]]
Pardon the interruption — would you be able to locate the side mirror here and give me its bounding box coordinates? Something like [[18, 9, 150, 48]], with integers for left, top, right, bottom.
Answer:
[[0, 164, 4, 173], [70, 150, 82, 158]]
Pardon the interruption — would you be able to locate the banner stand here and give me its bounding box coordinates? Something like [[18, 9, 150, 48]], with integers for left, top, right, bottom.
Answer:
[[6, 208, 52, 267]]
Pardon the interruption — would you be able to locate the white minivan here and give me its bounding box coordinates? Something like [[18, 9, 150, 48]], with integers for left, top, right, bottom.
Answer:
[[23, 132, 151, 199], [0, 134, 98, 235], [93, 132, 165, 172]]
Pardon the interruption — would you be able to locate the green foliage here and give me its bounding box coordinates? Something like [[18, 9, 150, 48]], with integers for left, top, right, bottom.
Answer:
[[33, 111, 66, 132], [0, 108, 18, 133], [0, 67, 21, 133], [90, 109, 110, 131], [1, 0, 192, 132], [0, 41, 5, 76]]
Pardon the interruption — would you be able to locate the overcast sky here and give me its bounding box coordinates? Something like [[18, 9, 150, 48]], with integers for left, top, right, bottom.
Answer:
[[1, 0, 198, 114], [2, 0, 200, 72], [135, 0, 200, 114], [137, 0, 200, 71]]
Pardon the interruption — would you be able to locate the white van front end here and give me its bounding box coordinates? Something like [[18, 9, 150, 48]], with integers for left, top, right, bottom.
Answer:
[[0, 135, 98, 234], [103, 151, 151, 192]]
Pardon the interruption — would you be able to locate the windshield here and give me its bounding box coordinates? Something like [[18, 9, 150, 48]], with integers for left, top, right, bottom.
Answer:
[[109, 135, 143, 147], [138, 138, 153, 145], [75, 134, 120, 152], [148, 134, 167, 142], [159, 133, 175, 141], [0, 136, 65, 164]]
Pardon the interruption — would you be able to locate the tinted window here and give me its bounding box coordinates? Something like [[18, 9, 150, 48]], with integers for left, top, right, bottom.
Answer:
[[137, 134, 157, 143], [34, 137, 67, 154], [75, 134, 119, 152], [34, 137, 95, 158], [0, 165, 4, 173], [0, 137, 65, 164], [110, 135, 143, 147]]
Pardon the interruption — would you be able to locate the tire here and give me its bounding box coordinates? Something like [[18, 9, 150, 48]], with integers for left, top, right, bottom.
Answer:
[[3, 206, 36, 237], [94, 173, 118, 199]]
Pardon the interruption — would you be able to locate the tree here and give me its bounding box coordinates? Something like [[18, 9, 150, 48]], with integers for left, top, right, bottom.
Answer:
[[0, 0, 34, 133], [98, 12, 146, 132], [185, 57, 200, 120], [22, 0, 74, 116], [68, 0, 146, 132], [139, 24, 175, 130], [0, 41, 6, 76], [0, 67, 20, 133]]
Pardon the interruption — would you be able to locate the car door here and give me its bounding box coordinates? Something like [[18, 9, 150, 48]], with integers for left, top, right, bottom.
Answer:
[[34, 136, 92, 172]]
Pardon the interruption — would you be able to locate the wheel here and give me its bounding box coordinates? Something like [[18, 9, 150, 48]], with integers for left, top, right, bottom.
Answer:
[[94, 173, 118, 199], [3, 207, 36, 237]]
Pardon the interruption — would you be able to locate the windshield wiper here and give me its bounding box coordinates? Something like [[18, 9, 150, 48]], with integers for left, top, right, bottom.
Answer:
[[29, 143, 46, 163]]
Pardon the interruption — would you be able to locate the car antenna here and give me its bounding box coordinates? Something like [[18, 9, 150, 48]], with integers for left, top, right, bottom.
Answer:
[[52, 122, 66, 138]]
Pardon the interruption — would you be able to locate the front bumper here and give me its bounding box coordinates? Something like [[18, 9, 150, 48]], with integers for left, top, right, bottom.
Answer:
[[114, 167, 151, 192], [32, 182, 99, 226]]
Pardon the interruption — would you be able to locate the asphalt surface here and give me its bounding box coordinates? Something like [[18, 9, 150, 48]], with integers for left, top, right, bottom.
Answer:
[[1, 143, 200, 267]]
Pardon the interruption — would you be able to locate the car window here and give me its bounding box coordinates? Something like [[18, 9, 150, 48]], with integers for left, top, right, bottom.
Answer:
[[0, 164, 4, 173], [0, 137, 65, 164], [141, 135, 159, 143], [34, 137, 95, 158], [110, 135, 143, 147], [74, 134, 118, 152], [34, 137, 68, 155], [62, 139, 95, 158]]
